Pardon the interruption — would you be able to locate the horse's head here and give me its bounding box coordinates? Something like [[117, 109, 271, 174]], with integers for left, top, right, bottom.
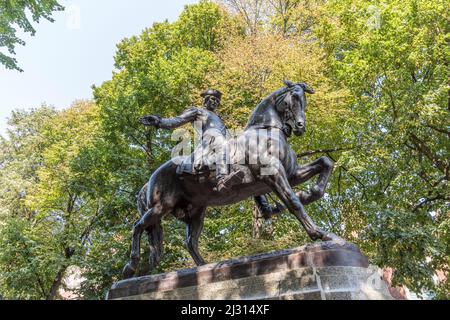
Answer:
[[245, 80, 315, 136], [275, 80, 315, 137]]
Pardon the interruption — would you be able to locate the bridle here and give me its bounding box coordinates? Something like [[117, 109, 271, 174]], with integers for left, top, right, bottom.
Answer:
[[275, 87, 300, 136]]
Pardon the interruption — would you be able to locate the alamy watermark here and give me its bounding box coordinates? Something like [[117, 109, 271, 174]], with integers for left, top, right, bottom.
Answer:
[[169, 123, 284, 176], [366, 5, 381, 30], [66, 5, 81, 30]]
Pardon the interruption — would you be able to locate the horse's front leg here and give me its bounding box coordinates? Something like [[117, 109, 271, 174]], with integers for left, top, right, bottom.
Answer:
[[254, 195, 284, 219], [262, 164, 343, 243], [290, 156, 334, 205]]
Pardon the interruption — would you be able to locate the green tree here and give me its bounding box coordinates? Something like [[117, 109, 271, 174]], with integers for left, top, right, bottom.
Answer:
[[1, 0, 448, 300], [93, 0, 449, 298], [314, 0, 449, 297], [0, 0, 64, 71], [0, 106, 58, 299], [0, 101, 111, 299], [0, 106, 57, 219]]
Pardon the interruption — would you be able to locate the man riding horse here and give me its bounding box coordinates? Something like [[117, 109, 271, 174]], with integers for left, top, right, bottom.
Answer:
[[123, 81, 344, 279], [140, 89, 281, 215]]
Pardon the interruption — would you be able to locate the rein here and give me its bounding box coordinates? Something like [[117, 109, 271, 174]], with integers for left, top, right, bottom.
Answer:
[[274, 88, 296, 136], [246, 86, 299, 138]]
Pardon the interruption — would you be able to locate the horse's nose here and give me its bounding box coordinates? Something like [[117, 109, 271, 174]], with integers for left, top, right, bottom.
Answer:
[[297, 121, 305, 129]]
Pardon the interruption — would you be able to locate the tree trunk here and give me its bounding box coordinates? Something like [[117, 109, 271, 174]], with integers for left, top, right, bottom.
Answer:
[[47, 247, 75, 300], [252, 205, 274, 240], [47, 267, 67, 300], [252, 205, 262, 239]]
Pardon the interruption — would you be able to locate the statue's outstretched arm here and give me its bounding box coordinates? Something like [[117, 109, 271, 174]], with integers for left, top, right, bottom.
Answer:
[[158, 108, 199, 129], [140, 107, 199, 129]]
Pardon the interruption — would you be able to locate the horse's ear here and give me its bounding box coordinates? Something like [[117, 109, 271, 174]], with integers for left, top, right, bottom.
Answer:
[[283, 80, 295, 88], [300, 82, 315, 94]]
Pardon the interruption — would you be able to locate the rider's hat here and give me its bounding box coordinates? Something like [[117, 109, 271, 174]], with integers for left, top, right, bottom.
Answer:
[[201, 89, 222, 100]]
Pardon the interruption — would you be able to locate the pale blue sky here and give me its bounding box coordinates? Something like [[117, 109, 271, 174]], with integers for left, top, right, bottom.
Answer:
[[0, 0, 198, 136]]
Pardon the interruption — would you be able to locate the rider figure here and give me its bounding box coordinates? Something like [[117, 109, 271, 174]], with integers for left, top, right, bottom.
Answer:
[[140, 89, 241, 192]]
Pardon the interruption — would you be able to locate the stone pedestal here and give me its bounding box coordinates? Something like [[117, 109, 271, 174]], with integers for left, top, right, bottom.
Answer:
[[107, 242, 395, 300]]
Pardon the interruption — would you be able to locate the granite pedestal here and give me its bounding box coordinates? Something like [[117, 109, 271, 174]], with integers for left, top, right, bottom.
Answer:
[[107, 242, 395, 300]]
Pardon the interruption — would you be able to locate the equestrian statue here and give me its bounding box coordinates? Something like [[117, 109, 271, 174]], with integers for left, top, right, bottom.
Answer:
[[122, 80, 345, 279]]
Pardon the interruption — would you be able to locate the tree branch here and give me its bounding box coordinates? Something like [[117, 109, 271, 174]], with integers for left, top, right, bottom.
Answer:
[[326, 152, 367, 199], [297, 146, 355, 158], [424, 123, 450, 137], [413, 194, 449, 212], [409, 133, 447, 174]]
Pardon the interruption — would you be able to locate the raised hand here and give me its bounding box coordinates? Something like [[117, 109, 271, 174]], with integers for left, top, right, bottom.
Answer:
[[139, 115, 160, 127]]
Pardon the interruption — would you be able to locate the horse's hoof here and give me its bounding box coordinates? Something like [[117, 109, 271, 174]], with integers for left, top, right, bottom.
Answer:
[[322, 232, 346, 245], [122, 263, 136, 279]]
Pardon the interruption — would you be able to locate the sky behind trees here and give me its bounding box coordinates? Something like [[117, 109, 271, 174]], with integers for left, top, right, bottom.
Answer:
[[0, 0, 198, 136]]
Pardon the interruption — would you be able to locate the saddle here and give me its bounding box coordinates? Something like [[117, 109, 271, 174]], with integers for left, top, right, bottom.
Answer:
[[175, 136, 256, 186], [176, 155, 198, 176], [175, 154, 215, 184], [175, 155, 254, 185]]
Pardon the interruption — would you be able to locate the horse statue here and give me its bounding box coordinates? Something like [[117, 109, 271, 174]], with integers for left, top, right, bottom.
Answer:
[[122, 80, 345, 279]]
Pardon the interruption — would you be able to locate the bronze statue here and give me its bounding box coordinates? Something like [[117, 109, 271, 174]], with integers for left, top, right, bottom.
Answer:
[[123, 81, 344, 279], [140, 90, 279, 215], [140, 89, 244, 192]]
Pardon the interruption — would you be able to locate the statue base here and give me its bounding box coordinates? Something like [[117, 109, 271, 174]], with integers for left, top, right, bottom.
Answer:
[[107, 242, 395, 300]]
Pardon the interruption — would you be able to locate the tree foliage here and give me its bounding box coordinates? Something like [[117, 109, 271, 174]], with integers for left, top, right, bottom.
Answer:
[[314, 0, 449, 298], [0, 0, 448, 299], [0, 0, 64, 71]]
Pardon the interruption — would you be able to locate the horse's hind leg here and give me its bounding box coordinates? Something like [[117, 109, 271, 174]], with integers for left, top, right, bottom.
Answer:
[[184, 207, 206, 266], [123, 206, 162, 279], [146, 221, 163, 271]]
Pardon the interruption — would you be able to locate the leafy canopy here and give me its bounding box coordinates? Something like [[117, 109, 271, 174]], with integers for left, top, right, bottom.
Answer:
[[0, 0, 448, 299], [0, 0, 63, 71]]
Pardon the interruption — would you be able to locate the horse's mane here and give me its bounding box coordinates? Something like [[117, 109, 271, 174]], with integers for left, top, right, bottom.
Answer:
[[245, 87, 290, 130]]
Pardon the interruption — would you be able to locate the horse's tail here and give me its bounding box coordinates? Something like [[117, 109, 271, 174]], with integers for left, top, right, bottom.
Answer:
[[137, 183, 148, 217]]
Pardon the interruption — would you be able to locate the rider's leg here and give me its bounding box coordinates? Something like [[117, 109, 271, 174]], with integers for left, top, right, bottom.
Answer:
[[215, 134, 232, 191], [215, 156, 229, 190], [193, 145, 204, 173], [215, 134, 249, 192]]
